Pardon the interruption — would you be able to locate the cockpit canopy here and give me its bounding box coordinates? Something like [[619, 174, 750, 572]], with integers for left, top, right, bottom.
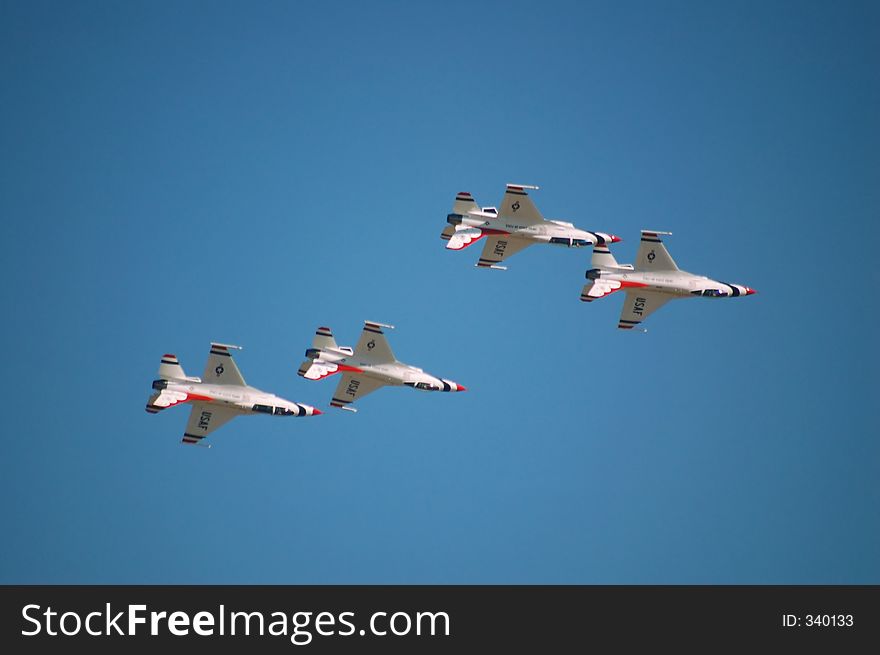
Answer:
[[405, 381, 439, 391], [549, 237, 590, 247], [253, 404, 296, 415], [692, 288, 729, 298]]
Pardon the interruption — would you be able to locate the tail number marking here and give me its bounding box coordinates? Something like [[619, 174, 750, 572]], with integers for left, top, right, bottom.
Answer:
[[345, 379, 360, 397]]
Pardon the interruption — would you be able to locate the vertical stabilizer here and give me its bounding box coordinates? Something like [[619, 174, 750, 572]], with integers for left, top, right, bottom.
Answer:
[[312, 326, 338, 351], [158, 354, 186, 380], [452, 192, 480, 216], [591, 242, 620, 268]]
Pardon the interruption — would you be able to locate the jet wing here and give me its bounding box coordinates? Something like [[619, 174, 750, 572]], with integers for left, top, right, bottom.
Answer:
[[181, 402, 239, 445], [203, 343, 246, 386], [499, 184, 543, 224], [618, 290, 673, 330], [353, 322, 396, 363], [476, 235, 532, 269], [634, 231, 679, 272], [330, 372, 387, 410]]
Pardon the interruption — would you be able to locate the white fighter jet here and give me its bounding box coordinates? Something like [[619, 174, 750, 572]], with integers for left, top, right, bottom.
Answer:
[[441, 183, 620, 270], [297, 321, 466, 411], [146, 342, 321, 447], [580, 230, 757, 330]]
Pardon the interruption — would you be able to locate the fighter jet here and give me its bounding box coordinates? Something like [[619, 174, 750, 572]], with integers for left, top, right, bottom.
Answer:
[[441, 184, 620, 270], [146, 342, 321, 447], [297, 321, 466, 411], [580, 230, 757, 330]]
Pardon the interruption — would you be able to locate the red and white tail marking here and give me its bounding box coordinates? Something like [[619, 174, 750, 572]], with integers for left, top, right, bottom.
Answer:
[[446, 226, 510, 251], [580, 279, 647, 302], [301, 360, 364, 381], [150, 389, 213, 409], [446, 227, 486, 250]]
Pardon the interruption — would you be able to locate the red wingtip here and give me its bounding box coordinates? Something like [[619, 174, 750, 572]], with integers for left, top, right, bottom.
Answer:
[[312, 408, 322, 415], [610, 235, 622, 243], [746, 287, 757, 295]]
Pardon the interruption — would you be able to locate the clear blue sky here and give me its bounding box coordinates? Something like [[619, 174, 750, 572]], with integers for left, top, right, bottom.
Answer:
[[1, 0, 877, 583]]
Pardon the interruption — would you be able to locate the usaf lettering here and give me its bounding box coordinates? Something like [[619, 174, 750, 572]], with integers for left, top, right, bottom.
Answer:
[[198, 410, 212, 430], [633, 297, 647, 316], [345, 379, 360, 397], [494, 240, 508, 257]]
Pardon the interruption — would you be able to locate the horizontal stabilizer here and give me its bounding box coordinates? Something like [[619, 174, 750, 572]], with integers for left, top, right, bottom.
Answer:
[[580, 279, 623, 302], [145, 391, 164, 413], [446, 226, 488, 250], [148, 388, 191, 409], [298, 359, 364, 380]]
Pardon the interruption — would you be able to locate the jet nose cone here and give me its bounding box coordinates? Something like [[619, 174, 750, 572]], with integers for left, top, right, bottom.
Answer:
[[746, 287, 757, 295], [609, 234, 622, 243], [441, 379, 466, 392], [312, 408, 322, 416]]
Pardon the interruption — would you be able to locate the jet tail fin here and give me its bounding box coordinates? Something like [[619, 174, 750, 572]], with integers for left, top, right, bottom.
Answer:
[[158, 354, 186, 380], [312, 327, 338, 351], [452, 191, 480, 216], [591, 243, 620, 268]]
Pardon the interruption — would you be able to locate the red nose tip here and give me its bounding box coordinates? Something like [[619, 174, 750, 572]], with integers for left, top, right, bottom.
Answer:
[[312, 408, 322, 415], [457, 384, 467, 392], [610, 235, 622, 243], [746, 287, 757, 295]]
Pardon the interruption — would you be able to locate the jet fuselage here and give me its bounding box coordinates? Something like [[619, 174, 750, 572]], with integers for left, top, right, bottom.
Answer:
[[586, 267, 756, 299], [303, 347, 465, 392], [448, 211, 616, 248], [149, 379, 319, 416]]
